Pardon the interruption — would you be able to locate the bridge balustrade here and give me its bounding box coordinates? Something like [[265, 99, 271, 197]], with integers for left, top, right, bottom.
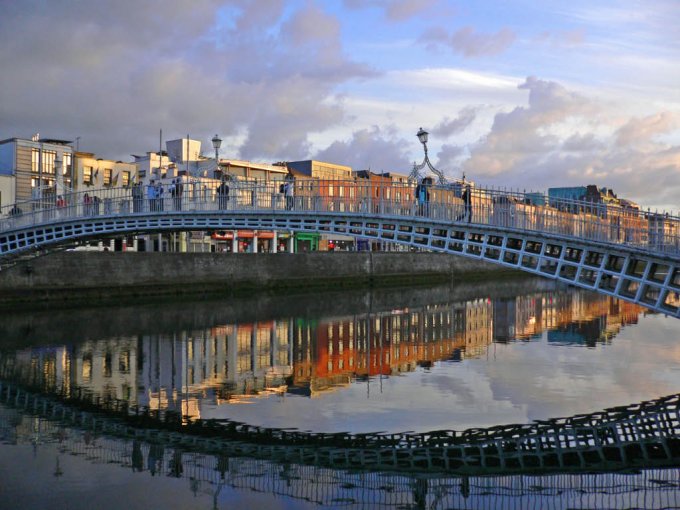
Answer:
[[1, 179, 679, 257]]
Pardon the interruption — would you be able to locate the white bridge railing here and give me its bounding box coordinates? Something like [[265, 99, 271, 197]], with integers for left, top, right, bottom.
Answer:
[[1, 179, 679, 257]]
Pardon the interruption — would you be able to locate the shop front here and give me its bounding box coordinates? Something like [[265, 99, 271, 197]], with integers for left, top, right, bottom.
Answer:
[[210, 230, 279, 253], [211, 231, 234, 252], [256, 231, 275, 253], [277, 233, 291, 253], [295, 233, 320, 252]]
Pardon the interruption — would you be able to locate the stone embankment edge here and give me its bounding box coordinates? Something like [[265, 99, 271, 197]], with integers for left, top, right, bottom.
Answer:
[[0, 251, 525, 305]]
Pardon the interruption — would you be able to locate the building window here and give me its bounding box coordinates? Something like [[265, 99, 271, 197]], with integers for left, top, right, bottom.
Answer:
[[44, 151, 56, 174], [83, 166, 93, 185], [63, 153, 72, 187], [82, 354, 92, 383], [31, 149, 56, 174], [31, 177, 54, 190], [63, 153, 72, 175], [122, 171, 130, 186], [32, 149, 39, 173], [103, 168, 112, 186], [103, 352, 112, 378], [119, 350, 130, 373]]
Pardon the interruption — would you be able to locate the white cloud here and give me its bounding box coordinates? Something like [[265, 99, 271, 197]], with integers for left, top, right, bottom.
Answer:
[[419, 26, 516, 57], [432, 106, 479, 138], [392, 68, 520, 92], [457, 77, 680, 210], [342, 0, 441, 22], [314, 125, 411, 172], [530, 28, 586, 50], [615, 112, 679, 149], [0, 0, 374, 161], [1, 1, 678, 212]]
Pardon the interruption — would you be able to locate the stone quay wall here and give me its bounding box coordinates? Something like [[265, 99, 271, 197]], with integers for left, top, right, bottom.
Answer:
[[0, 252, 522, 303]]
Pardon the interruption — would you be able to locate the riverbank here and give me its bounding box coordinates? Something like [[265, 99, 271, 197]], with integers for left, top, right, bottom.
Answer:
[[0, 251, 526, 305]]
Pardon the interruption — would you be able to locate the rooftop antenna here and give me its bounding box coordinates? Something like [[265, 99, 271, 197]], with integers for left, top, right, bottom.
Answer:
[[159, 129, 163, 179]]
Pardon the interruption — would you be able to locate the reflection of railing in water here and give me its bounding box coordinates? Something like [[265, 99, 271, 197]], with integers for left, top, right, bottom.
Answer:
[[2, 393, 680, 509], [3, 379, 680, 479]]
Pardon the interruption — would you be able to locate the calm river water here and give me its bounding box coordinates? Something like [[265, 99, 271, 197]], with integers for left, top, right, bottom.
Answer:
[[1, 278, 680, 509]]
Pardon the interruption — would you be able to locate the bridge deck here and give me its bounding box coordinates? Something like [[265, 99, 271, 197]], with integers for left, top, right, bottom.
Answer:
[[1, 181, 679, 317]]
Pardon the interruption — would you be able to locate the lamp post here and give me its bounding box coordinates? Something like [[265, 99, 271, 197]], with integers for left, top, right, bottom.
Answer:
[[212, 134, 222, 179], [416, 127, 429, 157], [409, 127, 448, 186]]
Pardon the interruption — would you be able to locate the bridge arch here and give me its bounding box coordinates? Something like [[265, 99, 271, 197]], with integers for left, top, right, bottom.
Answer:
[[1, 182, 679, 317]]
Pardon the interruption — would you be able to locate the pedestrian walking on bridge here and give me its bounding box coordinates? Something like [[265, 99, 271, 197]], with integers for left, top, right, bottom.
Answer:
[[284, 177, 294, 210], [218, 178, 230, 210]]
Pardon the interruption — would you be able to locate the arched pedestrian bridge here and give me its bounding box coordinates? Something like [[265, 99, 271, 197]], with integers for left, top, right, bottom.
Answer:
[[1, 179, 679, 317]]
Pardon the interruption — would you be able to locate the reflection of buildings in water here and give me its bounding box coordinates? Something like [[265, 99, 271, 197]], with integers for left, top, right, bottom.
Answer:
[[12, 346, 70, 393], [3, 290, 648, 416], [75, 338, 136, 402], [137, 321, 292, 419], [463, 298, 494, 358], [494, 292, 645, 345], [13, 338, 137, 403], [288, 298, 494, 396]]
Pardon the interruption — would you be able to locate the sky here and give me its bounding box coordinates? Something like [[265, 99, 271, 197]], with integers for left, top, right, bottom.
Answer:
[[1, 0, 679, 211]]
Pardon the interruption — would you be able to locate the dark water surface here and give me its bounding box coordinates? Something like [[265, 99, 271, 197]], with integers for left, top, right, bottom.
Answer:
[[2, 279, 680, 509]]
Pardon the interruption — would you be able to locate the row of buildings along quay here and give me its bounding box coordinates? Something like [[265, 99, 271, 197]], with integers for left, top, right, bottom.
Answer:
[[0, 134, 661, 254], [3, 290, 644, 422]]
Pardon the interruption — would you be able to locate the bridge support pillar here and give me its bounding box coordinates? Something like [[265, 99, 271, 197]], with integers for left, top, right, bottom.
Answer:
[[288, 232, 294, 253], [232, 232, 238, 254], [272, 231, 278, 253], [253, 234, 258, 254]]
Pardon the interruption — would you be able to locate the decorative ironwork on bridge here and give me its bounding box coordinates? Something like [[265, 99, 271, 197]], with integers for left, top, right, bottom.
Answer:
[[1, 179, 679, 317]]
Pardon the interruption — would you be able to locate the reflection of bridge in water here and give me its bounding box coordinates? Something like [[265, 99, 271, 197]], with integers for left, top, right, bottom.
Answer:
[[2, 383, 680, 509]]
